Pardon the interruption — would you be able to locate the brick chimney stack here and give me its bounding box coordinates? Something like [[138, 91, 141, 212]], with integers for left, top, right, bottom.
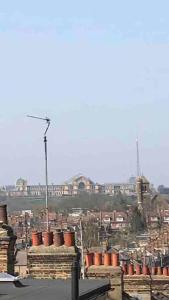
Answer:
[[0, 204, 16, 274], [28, 230, 79, 279], [0, 204, 8, 224]]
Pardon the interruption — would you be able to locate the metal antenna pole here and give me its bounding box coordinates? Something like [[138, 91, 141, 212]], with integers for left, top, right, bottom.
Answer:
[[27, 115, 51, 232], [80, 219, 85, 279], [44, 134, 49, 231], [71, 259, 79, 300]]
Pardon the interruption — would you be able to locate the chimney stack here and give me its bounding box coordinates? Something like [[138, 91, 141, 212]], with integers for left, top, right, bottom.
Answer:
[[0, 204, 16, 274], [0, 204, 8, 224]]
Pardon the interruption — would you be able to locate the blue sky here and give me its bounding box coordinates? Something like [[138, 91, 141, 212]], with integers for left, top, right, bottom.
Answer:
[[0, 1, 169, 186]]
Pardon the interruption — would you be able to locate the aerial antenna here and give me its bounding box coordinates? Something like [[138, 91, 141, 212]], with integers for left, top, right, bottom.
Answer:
[[80, 218, 85, 279], [27, 115, 51, 231], [136, 137, 141, 177]]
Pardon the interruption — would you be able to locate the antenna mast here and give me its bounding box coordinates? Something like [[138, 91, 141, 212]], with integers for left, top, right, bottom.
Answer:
[[27, 115, 51, 231]]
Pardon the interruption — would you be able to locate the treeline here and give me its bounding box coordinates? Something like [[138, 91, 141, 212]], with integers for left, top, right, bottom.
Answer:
[[6, 193, 135, 212], [53, 193, 135, 212]]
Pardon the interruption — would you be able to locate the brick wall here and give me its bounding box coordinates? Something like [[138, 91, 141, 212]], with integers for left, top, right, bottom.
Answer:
[[86, 266, 123, 300], [28, 245, 79, 279], [0, 226, 16, 274]]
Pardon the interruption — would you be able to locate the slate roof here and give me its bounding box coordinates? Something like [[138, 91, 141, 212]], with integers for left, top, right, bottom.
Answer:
[[152, 292, 169, 300], [0, 278, 109, 300]]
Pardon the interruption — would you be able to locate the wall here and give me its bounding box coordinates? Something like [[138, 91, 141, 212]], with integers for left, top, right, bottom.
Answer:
[[28, 245, 79, 279], [87, 266, 123, 300]]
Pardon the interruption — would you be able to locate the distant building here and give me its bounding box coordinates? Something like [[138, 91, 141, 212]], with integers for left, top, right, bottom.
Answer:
[[4, 174, 137, 198], [104, 181, 136, 196], [128, 176, 136, 184], [158, 185, 169, 194], [4, 175, 104, 197], [136, 176, 150, 211]]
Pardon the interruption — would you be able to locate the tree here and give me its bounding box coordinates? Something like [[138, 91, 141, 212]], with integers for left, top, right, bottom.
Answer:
[[130, 206, 147, 234], [82, 221, 99, 249]]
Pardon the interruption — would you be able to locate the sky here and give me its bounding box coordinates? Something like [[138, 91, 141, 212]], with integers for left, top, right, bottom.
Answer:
[[0, 1, 169, 187]]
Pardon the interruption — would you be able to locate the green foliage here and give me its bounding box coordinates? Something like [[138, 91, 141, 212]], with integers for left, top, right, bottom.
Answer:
[[55, 193, 134, 212], [6, 193, 135, 213]]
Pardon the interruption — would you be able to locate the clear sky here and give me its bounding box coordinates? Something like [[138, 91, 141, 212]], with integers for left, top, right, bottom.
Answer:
[[0, 0, 169, 187]]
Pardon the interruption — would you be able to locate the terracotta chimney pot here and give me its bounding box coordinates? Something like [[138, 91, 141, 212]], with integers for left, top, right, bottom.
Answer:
[[54, 230, 64, 247], [111, 252, 119, 267], [44, 231, 53, 246], [94, 253, 102, 266], [64, 231, 75, 247], [85, 253, 94, 267], [104, 253, 111, 266], [32, 231, 40, 246]]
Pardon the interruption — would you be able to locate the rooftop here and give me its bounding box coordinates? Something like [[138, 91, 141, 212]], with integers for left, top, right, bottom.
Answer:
[[0, 278, 109, 300], [62, 174, 95, 185]]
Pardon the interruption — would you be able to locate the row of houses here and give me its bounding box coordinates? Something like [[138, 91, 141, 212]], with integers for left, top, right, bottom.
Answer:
[[9, 208, 169, 240]]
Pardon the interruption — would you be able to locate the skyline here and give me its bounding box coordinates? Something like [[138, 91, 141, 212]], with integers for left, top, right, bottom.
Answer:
[[1, 1, 169, 187], [1, 172, 137, 186]]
